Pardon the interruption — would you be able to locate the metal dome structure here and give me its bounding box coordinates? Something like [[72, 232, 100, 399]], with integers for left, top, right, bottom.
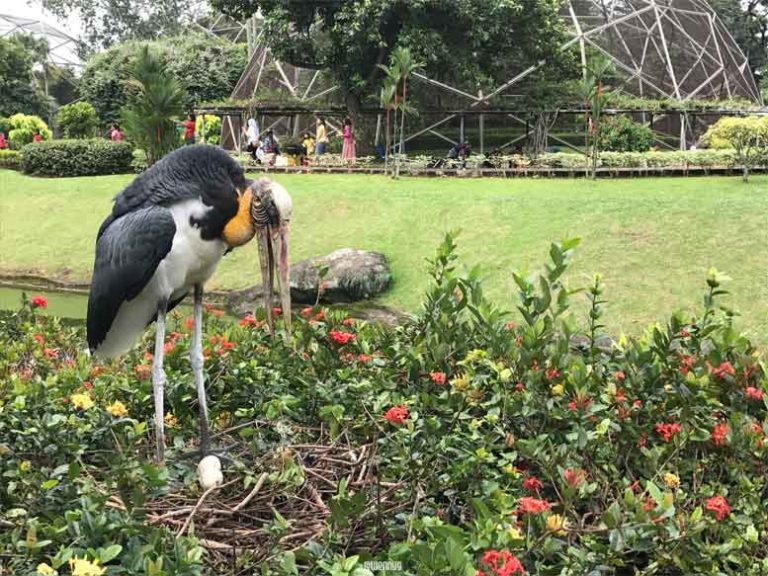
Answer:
[[0, 13, 82, 69], [563, 0, 762, 103]]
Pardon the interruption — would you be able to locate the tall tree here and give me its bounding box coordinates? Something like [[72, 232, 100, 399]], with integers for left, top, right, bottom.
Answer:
[[37, 0, 200, 53], [710, 0, 767, 81], [212, 0, 575, 144], [0, 36, 52, 118]]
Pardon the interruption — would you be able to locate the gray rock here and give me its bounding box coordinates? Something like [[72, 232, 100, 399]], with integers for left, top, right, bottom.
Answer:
[[289, 248, 391, 303]]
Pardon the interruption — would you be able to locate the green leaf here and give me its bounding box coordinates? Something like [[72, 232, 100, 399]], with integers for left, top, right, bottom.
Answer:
[[602, 501, 621, 528], [646, 481, 663, 505], [99, 544, 122, 563]]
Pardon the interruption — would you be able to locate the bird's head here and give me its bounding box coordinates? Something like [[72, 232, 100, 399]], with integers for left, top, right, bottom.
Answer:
[[223, 177, 292, 337]]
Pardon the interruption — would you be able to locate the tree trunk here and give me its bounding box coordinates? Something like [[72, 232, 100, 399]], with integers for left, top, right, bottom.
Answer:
[[345, 92, 374, 156], [384, 108, 391, 176], [530, 111, 557, 159]]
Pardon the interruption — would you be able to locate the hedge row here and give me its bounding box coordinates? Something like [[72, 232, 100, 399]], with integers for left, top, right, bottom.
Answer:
[[21, 139, 134, 177], [0, 150, 22, 169]]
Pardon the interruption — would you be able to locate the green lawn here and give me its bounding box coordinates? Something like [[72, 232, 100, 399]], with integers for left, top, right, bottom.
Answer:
[[1, 169, 766, 343]]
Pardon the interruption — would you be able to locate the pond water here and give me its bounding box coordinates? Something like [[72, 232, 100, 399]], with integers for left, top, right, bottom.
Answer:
[[0, 286, 88, 319]]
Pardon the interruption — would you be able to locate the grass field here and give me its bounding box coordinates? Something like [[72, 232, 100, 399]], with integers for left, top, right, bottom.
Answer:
[[1, 169, 766, 343]]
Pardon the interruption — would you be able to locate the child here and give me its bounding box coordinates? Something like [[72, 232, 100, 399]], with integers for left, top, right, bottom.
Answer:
[[301, 132, 314, 166]]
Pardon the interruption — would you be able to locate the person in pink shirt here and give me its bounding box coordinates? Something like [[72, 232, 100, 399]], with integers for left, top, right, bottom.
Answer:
[[341, 117, 356, 162], [110, 123, 124, 141]]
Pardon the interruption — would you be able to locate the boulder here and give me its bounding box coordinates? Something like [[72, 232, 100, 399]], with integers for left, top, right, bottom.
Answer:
[[289, 249, 391, 303]]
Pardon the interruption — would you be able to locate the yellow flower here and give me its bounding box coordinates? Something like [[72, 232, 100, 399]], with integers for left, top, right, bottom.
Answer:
[[36, 563, 57, 576], [216, 411, 232, 429], [105, 401, 128, 418], [164, 413, 178, 427], [550, 384, 565, 397], [507, 526, 523, 540], [19, 460, 31, 472], [69, 556, 105, 576], [70, 393, 94, 410], [664, 472, 681, 489], [546, 513, 568, 535], [450, 374, 470, 392]]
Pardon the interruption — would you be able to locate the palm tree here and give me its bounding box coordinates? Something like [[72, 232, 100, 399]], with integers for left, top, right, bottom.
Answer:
[[579, 55, 614, 178], [121, 45, 185, 166], [378, 47, 421, 178]]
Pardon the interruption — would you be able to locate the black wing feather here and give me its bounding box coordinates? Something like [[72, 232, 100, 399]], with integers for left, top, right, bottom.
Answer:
[[87, 205, 176, 352]]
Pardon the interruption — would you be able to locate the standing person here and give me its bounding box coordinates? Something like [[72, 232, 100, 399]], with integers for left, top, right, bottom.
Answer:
[[301, 131, 315, 166], [315, 118, 328, 156], [182, 114, 196, 146], [33, 132, 42, 143], [110, 123, 124, 141], [243, 118, 260, 160], [341, 117, 356, 163], [0, 132, 7, 149]]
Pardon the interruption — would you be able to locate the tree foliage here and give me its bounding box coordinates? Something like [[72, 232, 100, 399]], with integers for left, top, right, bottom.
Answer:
[[212, 0, 576, 111], [79, 36, 246, 127], [598, 115, 655, 153], [6, 114, 52, 149], [0, 36, 52, 118], [121, 46, 185, 166], [56, 102, 100, 139], [702, 116, 768, 181], [38, 0, 200, 53]]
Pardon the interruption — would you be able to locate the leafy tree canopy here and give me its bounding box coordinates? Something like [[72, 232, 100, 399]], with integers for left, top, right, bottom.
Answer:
[[0, 36, 53, 118], [78, 35, 247, 126], [710, 0, 767, 81], [211, 0, 578, 110], [37, 0, 200, 53]]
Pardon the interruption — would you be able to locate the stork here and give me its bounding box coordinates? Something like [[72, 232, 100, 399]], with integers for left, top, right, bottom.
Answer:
[[86, 145, 292, 463]]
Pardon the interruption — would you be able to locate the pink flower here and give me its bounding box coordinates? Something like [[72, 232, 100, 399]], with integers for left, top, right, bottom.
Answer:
[[329, 330, 356, 345], [33, 334, 45, 345], [563, 468, 586, 488], [745, 387, 764, 401], [705, 495, 731, 521], [430, 371, 447, 385], [30, 295, 48, 309], [522, 476, 543, 492], [517, 497, 550, 515], [384, 405, 408, 425], [545, 367, 560, 381], [239, 314, 262, 328], [613, 370, 626, 381]]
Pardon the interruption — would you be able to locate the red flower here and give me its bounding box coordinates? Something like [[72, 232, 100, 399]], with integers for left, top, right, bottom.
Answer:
[[300, 307, 313, 318], [709, 361, 735, 380], [711, 422, 729, 446], [90, 365, 104, 379], [43, 348, 59, 360], [633, 399, 642, 409], [613, 370, 626, 381], [480, 549, 525, 575], [430, 371, 447, 385], [654, 422, 682, 443], [329, 329, 356, 345], [705, 495, 731, 521], [505, 320, 518, 330], [30, 295, 48, 309], [515, 382, 525, 392], [82, 381, 93, 391], [314, 309, 326, 322], [384, 405, 408, 425], [134, 364, 151, 380], [678, 328, 691, 338], [33, 334, 45, 345], [637, 435, 647, 448], [342, 318, 355, 327], [745, 387, 764, 401], [271, 307, 282, 317], [239, 314, 262, 328], [568, 395, 591, 411], [184, 317, 194, 331], [210, 309, 225, 318], [679, 354, 695, 375], [522, 476, 543, 492], [357, 354, 372, 363], [545, 367, 560, 381], [563, 468, 586, 488], [614, 389, 627, 403], [143, 351, 154, 361], [163, 341, 176, 355], [517, 496, 550, 515], [642, 496, 656, 513]]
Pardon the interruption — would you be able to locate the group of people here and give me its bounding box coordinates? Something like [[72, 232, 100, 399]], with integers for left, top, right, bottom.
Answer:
[[242, 116, 357, 166]]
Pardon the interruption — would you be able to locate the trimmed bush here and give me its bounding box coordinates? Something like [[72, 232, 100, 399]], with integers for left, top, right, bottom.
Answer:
[[598, 115, 654, 152], [0, 149, 22, 169], [7, 113, 52, 149], [55, 102, 100, 139], [21, 139, 134, 176]]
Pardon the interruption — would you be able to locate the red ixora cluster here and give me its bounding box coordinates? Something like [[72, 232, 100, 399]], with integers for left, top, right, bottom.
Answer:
[[711, 422, 730, 446], [329, 329, 356, 345], [478, 549, 525, 576], [709, 361, 735, 380], [516, 497, 550, 515], [655, 421, 682, 443], [522, 476, 543, 492], [239, 314, 264, 328], [430, 371, 447, 385], [30, 295, 48, 309], [383, 405, 409, 425], [705, 495, 731, 521], [745, 387, 764, 401]]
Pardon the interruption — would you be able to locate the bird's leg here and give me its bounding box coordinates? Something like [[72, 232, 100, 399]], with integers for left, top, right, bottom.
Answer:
[[191, 284, 211, 455], [273, 222, 291, 339], [256, 227, 275, 336], [152, 299, 169, 464]]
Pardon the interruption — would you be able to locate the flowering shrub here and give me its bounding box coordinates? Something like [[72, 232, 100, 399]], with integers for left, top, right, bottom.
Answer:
[[0, 237, 766, 574]]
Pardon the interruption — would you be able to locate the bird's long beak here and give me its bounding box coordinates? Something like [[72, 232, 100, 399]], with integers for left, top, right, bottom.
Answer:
[[256, 222, 291, 339]]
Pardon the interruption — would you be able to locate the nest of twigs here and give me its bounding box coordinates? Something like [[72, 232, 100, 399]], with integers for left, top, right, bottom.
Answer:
[[107, 421, 404, 571]]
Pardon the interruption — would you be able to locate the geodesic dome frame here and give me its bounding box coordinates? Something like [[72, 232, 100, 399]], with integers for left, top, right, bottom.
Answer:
[[0, 13, 82, 69], [213, 0, 762, 154]]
